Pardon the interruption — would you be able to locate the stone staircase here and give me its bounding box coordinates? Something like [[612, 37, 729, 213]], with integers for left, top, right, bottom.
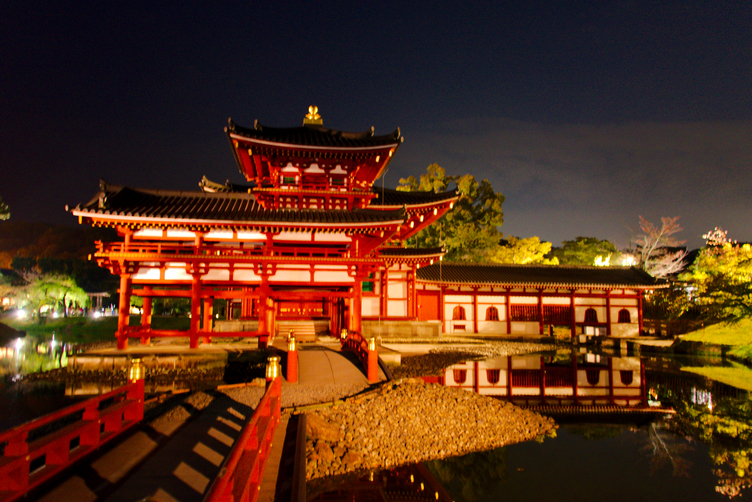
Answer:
[[276, 320, 318, 342]]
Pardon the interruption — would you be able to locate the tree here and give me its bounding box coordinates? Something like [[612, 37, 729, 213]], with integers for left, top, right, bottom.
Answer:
[[489, 236, 559, 265], [24, 273, 89, 319], [0, 197, 8, 220], [633, 216, 688, 278], [398, 164, 505, 262], [680, 228, 752, 323], [549, 236, 619, 266]]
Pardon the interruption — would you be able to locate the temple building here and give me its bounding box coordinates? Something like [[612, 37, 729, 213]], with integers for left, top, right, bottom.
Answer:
[[69, 108, 662, 349]]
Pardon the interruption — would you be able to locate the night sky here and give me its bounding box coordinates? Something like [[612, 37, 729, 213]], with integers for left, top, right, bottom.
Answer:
[[3, 1, 751, 250]]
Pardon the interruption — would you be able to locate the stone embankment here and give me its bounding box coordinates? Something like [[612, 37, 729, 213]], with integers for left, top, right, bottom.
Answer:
[[391, 340, 557, 378], [303, 379, 556, 480]]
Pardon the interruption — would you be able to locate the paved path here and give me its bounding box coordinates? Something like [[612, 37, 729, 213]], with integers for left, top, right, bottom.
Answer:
[[35, 341, 385, 501]]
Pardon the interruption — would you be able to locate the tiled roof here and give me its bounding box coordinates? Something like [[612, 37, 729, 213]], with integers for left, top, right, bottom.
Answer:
[[227, 119, 401, 148], [70, 182, 406, 228], [380, 247, 444, 257], [416, 263, 664, 289], [369, 187, 459, 207], [198, 177, 458, 208]]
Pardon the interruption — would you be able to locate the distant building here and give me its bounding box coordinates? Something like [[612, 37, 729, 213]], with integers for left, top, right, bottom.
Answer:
[[70, 108, 662, 349]]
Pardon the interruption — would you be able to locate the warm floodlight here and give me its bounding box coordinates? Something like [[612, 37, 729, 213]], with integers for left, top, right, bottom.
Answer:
[[15, 338, 23, 350]]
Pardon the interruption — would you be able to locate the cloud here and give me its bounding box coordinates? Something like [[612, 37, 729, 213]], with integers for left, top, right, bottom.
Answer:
[[393, 118, 752, 248]]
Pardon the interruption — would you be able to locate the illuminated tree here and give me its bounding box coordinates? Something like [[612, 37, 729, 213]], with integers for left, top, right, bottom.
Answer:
[[489, 236, 558, 265], [549, 236, 619, 266], [0, 197, 8, 220], [398, 164, 505, 262], [24, 273, 88, 319], [634, 216, 688, 278], [681, 229, 752, 322]]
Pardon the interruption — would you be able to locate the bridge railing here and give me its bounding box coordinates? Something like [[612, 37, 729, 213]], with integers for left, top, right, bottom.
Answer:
[[204, 364, 282, 502], [0, 374, 144, 502], [340, 329, 378, 383]]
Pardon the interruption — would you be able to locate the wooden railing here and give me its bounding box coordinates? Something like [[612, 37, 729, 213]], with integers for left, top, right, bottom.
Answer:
[[204, 376, 282, 502], [340, 330, 378, 383], [96, 241, 348, 260], [0, 379, 144, 502]]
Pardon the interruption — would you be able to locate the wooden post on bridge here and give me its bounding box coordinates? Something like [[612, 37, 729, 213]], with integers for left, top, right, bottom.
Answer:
[[287, 336, 298, 383], [367, 337, 378, 383]]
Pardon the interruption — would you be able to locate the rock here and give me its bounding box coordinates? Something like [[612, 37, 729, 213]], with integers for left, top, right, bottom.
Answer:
[[306, 413, 342, 441], [315, 441, 335, 462]]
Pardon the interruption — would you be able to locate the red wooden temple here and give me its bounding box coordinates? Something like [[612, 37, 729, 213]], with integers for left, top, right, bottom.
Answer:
[[69, 107, 662, 349]]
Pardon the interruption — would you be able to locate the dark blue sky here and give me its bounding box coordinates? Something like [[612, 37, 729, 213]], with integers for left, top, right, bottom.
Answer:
[[2, 1, 751, 249]]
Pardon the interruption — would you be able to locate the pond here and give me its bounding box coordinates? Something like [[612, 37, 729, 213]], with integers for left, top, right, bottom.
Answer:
[[312, 349, 752, 501]]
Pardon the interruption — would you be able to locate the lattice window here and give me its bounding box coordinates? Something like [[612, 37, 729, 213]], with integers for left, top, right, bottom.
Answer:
[[511, 304, 538, 322], [453, 369, 467, 384], [486, 306, 500, 321], [584, 308, 598, 323], [618, 309, 631, 323], [362, 273, 375, 293], [486, 369, 501, 385], [585, 369, 600, 386], [453, 306, 466, 320], [543, 305, 572, 324], [620, 370, 634, 386]]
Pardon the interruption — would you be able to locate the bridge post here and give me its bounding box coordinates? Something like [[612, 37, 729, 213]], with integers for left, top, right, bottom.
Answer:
[[266, 356, 281, 388], [367, 337, 378, 383], [287, 336, 298, 383]]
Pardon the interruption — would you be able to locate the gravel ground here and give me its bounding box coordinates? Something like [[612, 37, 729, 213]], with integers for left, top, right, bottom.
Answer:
[[304, 379, 557, 481], [391, 340, 557, 378]]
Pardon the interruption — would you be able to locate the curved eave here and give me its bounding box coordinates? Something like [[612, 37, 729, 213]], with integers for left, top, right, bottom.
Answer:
[[228, 132, 402, 152], [71, 209, 407, 232], [416, 278, 666, 290]]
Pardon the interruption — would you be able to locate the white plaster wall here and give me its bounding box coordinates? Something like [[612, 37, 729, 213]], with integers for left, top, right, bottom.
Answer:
[[312, 271, 354, 283], [575, 297, 607, 306], [477, 321, 507, 333], [510, 356, 540, 370], [542, 297, 570, 305], [232, 269, 261, 282], [362, 297, 380, 316], [388, 282, 407, 298], [610, 298, 638, 306], [476, 295, 507, 304], [202, 269, 230, 281], [445, 295, 472, 303], [132, 268, 161, 281], [270, 270, 312, 283], [164, 268, 192, 281], [575, 306, 607, 322], [387, 300, 407, 317], [510, 321, 539, 335], [510, 296, 538, 305]]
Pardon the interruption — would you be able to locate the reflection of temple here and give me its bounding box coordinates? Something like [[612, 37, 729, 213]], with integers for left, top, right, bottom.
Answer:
[[310, 464, 453, 502], [437, 354, 648, 407], [70, 108, 663, 349]]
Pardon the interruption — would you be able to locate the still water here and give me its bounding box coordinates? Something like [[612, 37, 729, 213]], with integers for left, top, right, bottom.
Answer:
[[314, 350, 752, 501]]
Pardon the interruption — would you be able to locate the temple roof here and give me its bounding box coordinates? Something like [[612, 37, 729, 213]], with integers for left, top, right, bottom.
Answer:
[[369, 187, 459, 208], [227, 119, 402, 148], [199, 177, 458, 208], [379, 247, 444, 257], [69, 182, 406, 230], [416, 263, 664, 289]]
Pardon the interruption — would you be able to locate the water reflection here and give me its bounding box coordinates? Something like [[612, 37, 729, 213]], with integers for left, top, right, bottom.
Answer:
[[316, 351, 752, 500]]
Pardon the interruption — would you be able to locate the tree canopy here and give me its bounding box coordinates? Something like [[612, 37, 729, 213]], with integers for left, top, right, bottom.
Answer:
[[632, 216, 688, 278], [398, 164, 504, 262], [549, 236, 618, 266], [681, 228, 752, 323], [0, 197, 9, 220], [489, 236, 558, 265]]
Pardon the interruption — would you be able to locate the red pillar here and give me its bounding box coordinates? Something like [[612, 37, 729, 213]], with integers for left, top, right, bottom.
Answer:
[[117, 274, 132, 350], [287, 337, 298, 383], [202, 297, 213, 344], [538, 290, 544, 335], [505, 290, 511, 335], [140, 293, 152, 346], [638, 294, 644, 335], [351, 278, 363, 334], [367, 337, 378, 383], [570, 290, 577, 340], [189, 274, 201, 349], [474, 361, 480, 394], [473, 288, 478, 334]]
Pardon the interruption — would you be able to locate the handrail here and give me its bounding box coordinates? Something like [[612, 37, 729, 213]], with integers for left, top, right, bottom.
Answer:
[[204, 376, 282, 502], [0, 379, 144, 502], [96, 241, 348, 260], [340, 330, 378, 383]]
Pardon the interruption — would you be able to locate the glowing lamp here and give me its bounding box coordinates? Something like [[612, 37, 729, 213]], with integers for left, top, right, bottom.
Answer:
[[266, 356, 281, 380], [129, 358, 144, 382]]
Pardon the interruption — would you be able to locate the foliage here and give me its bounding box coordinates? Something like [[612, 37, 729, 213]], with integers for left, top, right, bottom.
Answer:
[[424, 447, 509, 502], [548, 236, 618, 266], [398, 164, 505, 262], [23, 273, 89, 318], [668, 395, 752, 498], [489, 236, 558, 265], [680, 229, 752, 323], [633, 216, 688, 278], [0, 197, 9, 220]]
